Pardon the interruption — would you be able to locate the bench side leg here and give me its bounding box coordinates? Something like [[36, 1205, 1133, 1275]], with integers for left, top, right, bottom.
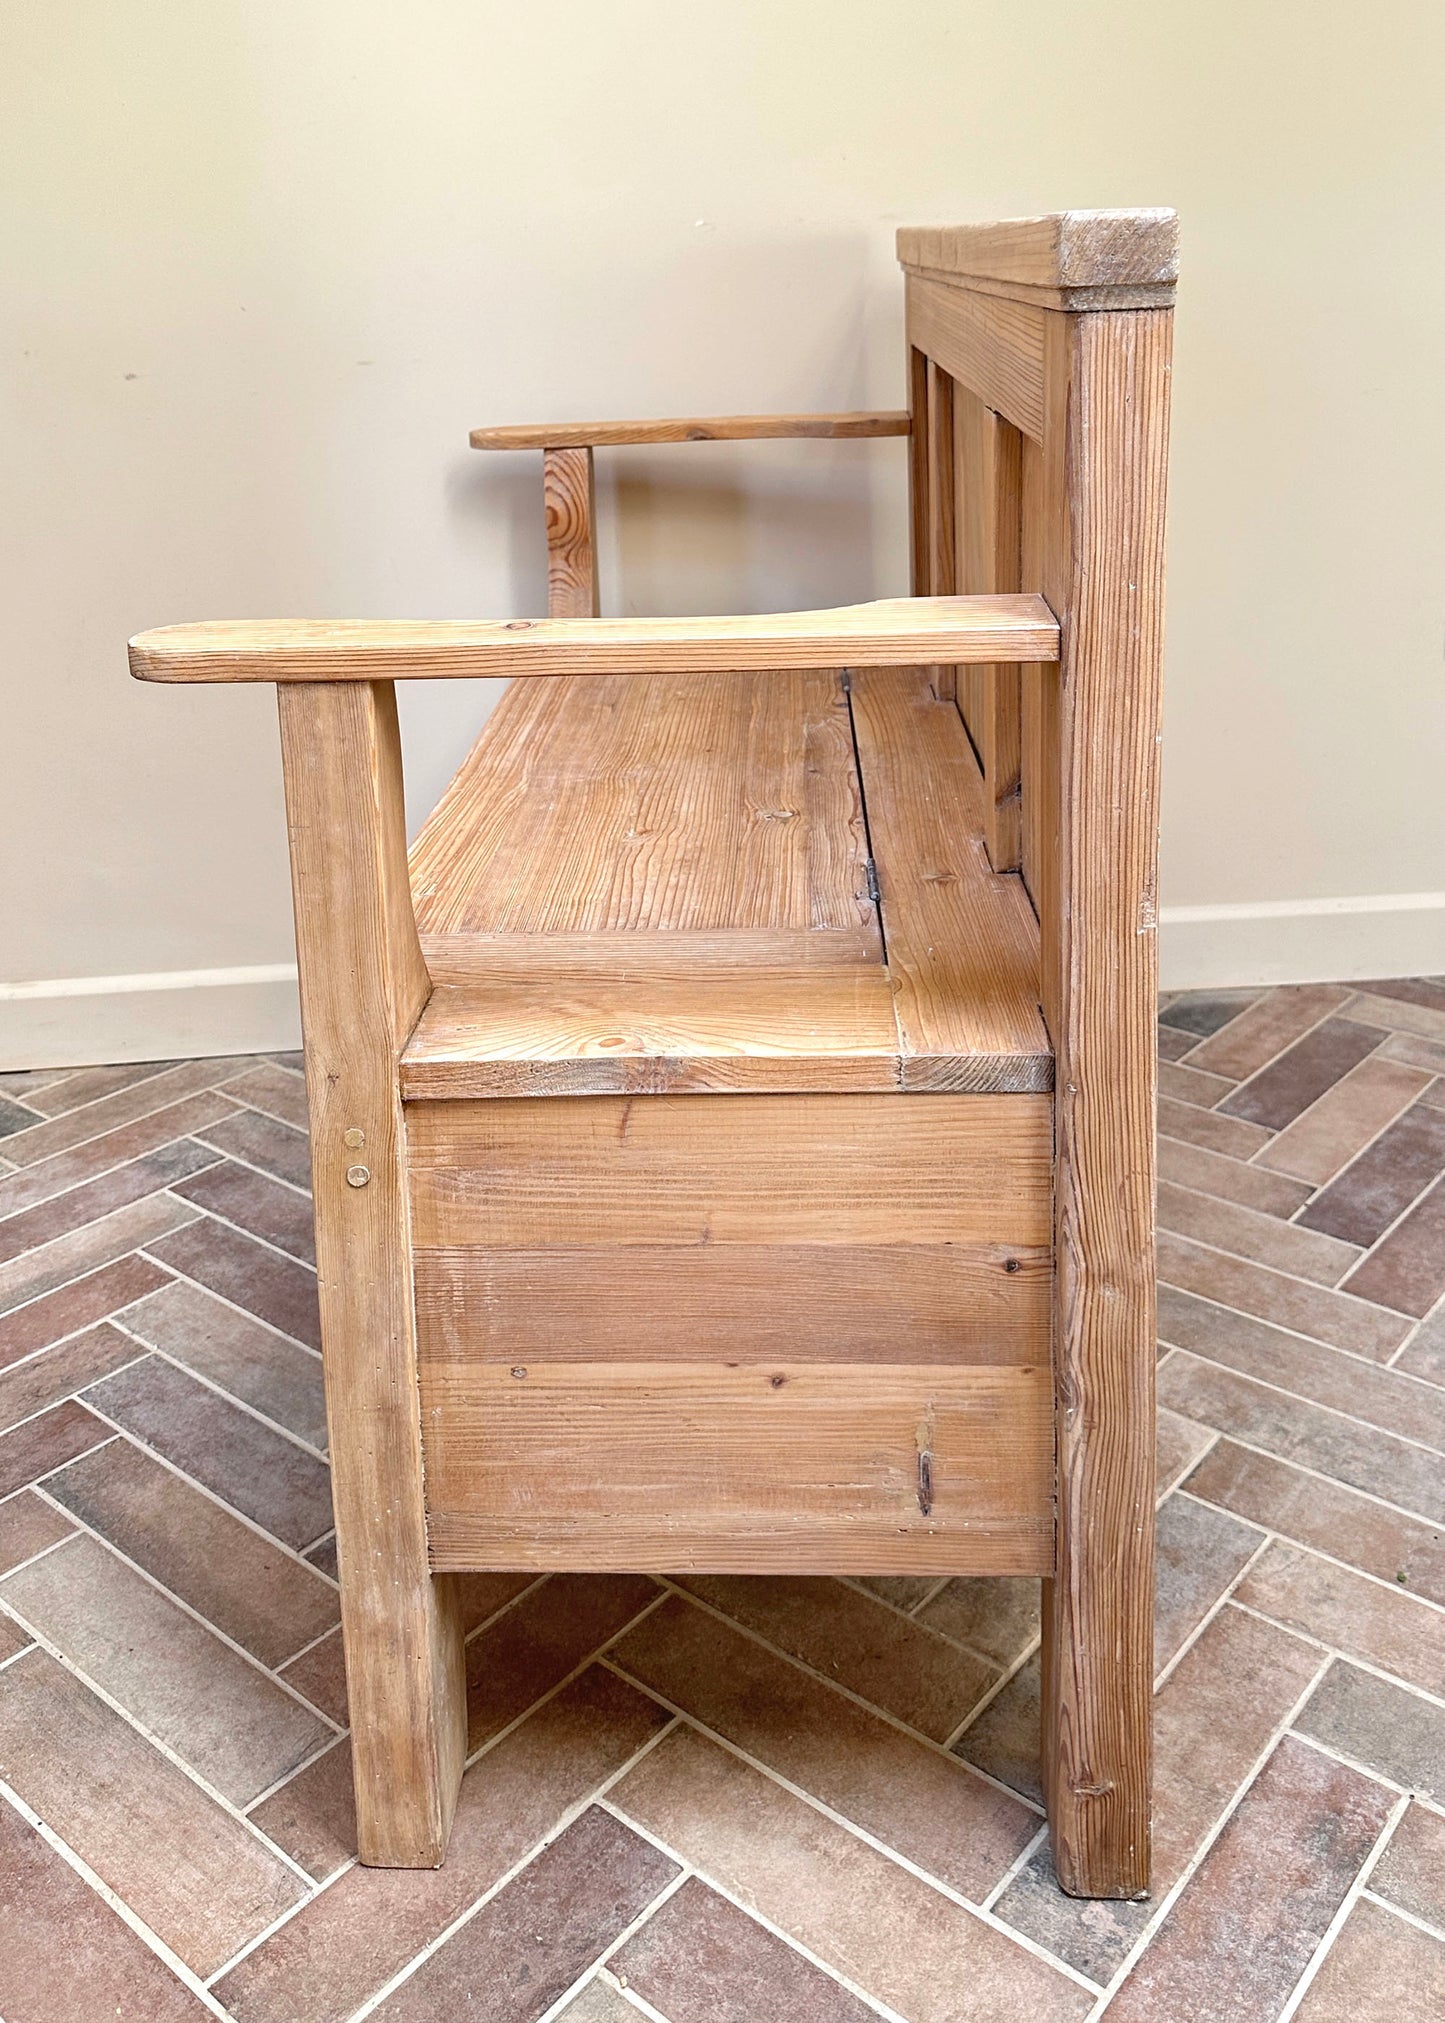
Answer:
[[1040, 307, 1171, 1898], [278, 678, 466, 1867]]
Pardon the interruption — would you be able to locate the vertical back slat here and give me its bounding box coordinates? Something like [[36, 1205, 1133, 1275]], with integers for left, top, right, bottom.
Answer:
[[925, 361, 957, 700], [907, 347, 932, 602], [955, 389, 1024, 869]]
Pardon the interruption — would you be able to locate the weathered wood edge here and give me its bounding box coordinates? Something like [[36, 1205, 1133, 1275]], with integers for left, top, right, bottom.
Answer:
[[470, 410, 911, 450]]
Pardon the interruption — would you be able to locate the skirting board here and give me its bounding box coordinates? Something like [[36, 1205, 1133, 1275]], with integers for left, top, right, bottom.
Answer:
[[4, 896, 1443, 1070]]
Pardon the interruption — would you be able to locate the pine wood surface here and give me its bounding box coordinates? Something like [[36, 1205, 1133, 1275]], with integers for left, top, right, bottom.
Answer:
[[897, 209, 1178, 310], [904, 279, 1047, 443], [470, 410, 911, 449], [128, 594, 1058, 684], [541, 447, 599, 618]]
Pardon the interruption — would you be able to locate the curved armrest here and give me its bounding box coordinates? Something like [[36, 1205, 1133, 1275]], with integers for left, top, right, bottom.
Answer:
[[469, 411, 910, 450], [130, 594, 1058, 684]]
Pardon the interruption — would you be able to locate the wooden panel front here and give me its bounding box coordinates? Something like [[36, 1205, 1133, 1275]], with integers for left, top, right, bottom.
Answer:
[[410, 1091, 1053, 1574]]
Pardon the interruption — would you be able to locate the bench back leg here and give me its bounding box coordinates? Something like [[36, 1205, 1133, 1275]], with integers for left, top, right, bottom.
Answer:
[[278, 678, 467, 1867]]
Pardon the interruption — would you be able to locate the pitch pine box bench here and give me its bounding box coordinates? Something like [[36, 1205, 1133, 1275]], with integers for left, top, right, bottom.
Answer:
[[131, 208, 1176, 1900]]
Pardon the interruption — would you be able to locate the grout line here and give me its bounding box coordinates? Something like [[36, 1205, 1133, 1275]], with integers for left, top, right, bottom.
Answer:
[[189, 1131, 315, 1203], [0, 1776, 234, 2019], [1171, 1417, 1445, 1531], [1155, 1424, 1222, 1502], [0, 1072, 252, 1174], [0, 1350, 154, 1440], [1151, 1536, 1276, 1693], [1288, 1726, 1421, 1798], [1224, 1596, 1445, 1711], [104, 1318, 331, 1464], [1190, 1506, 1445, 1621], [0, 1140, 228, 1240], [528, 1868, 696, 2023], [1082, 1647, 1336, 2018], [1275, 1793, 1412, 2022], [134, 1247, 323, 1362], [978, 1821, 1049, 1914], [0, 1281, 184, 1379], [943, 1632, 1040, 1753], [1158, 1340, 1445, 1465], [0, 1197, 204, 1325], [159, 1198, 318, 1277], [1158, 1241, 1409, 1362], [593, 1968, 678, 2023], [1359, 1888, 1445, 1948], [1199, 996, 1361, 1108], [240, 1727, 350, 1818], [1158, 1174, 1364, 1279]]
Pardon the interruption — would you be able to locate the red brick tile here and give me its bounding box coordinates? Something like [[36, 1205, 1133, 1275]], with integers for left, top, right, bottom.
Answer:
[[1236, 1540, 1445, 1695], [1158, 1060, 1237, 1107], [0, 1646, 309, 1972], [20, 1061, 179, 1118], [1157, 1134, 1311, 1217], [279, 1626, 348, 1725], [0, 1192, 198, 1317], [1186, 984, 1350, 1080], [612, 1874, 879, 2023], [0, 1059, 252, 1170], [1157, 1096, 1272, 1160], [1153, 1492, 1263, 1674], [1154, 1406, 1216, 1498], [0, 1091, 235, 1219], [148, 1214, 320, 1349], [121, 1276, 327, 1448], [1219, 1016, 1387, 1130], [0, 1792, 214, 2020], [1103, 1735, 1394, 2022], [0, 1399, 111, 1497], [1158, 1241, 1410, 1360], [1344, 1177, 1445, 1318], [197, 1104, 312, 1191], [466, 1572, 659, 1750], [1294, 1896, 1445, 2021], [1158, 989, 1265, 1040], [175, 1158, 316, 1265], [0, 1138, 219, 1267], [221, 1062, 311, 1131], [0, 1320, 143, 1433], [247, 1735, 356, 1882], [1296, 1661, 1445, 1797], [1257, 1057, 1433, 1187], [1157, 1179, 1360, 1285], [1369, 1801, 1445, 1931], [1301, 1101, 1445, 1246], [0, 1486, 75, 1576], [0, 1252, 170, 1370], [370, 1806, 679, 2021]]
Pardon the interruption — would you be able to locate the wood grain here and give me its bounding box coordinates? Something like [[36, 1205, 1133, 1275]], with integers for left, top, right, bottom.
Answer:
[[954, 389, 1024, 870], [848, 670, 1050, 1089], [469, 411, 911, 449], [275, 681, 465, 1868], [413, 1242, 1050, 1366], [905, 279, 1046, 443], [898, 209, 1178, 310], [1039, 308, 1171, 1901], [406, 1093, 1052, 1248], [129, 595, 1058, 684], [542, 447, 598, 618], [420, 1360, 1055, 1575], [925, 361, 957, 701]]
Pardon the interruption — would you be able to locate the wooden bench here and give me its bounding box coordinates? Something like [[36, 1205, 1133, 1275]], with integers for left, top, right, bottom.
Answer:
[[131, 207, 1176, 1900]]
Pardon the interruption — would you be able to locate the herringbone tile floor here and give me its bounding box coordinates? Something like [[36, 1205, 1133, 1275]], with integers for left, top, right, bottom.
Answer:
[[1, 980, 1444, 2020]]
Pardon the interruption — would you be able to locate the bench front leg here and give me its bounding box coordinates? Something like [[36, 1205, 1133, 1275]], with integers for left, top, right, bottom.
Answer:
[[277, 678, 467, 1867]]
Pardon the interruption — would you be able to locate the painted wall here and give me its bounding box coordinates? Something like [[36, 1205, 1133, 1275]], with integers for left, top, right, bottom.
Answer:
[[4, 2, 1443, 1063]]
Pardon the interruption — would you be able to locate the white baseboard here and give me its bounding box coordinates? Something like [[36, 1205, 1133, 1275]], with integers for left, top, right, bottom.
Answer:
[[1158, 892, 1445, 992], [0, 965, 301, 1072], [4, 896, 1442, 1071]]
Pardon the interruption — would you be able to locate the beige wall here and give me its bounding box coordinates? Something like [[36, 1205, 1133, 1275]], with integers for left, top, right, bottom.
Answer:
[[4, 2, 1443, 1062]]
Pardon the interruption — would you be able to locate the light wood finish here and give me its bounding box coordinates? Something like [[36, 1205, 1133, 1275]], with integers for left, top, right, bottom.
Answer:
[[470, 411, 911, 449], [275, 682, 466, 1868], [1037, 309, 1170, 1900], [954, 387, 1024, 870], [542, 447, 598, 618], [1018, 431, 1058, 952], [907, 347, 931, 603], [925, 361, 958, 700], [129, 594, 1057, 685], [898, 209, 1178, 311], [413, 1242, 1050, 1366], [905, 278, 1046, 443], [421, 1360, 1054, 1575], [406, 1093, 1052, 1248], [402, 667, 1051, 1097], [846, 671, 1050, 1091]]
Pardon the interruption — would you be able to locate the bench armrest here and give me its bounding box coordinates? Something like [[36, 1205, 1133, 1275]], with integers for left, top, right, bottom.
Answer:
[[469, 411, 910, 450], [130, 594, 1058, 684]]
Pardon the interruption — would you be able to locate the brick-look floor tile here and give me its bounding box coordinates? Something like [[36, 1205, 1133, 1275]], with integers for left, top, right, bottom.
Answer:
[[952, 1650, 1043, 1804], [0, 1320, 144, 1433], [279, 1625, 349, 1726], [1158, 1061, 1237, 1108], [1301, 1100, 1445, 1246], [215, 1666, 671, 2023], [247, 1734, 356, 1881], [0, 1611, 30, 1661], [0, 1092, 236, 1222], [1236, 1538, 1445, 1695], [148, 1213, 320, 1349], [554, 1981, 641, 2023], [1154, 1407, 1217, 1498], [122, 1276, 328, 1448], [1344, 1177, 1445, 1318], [466, 1572, 660, 1751], [1159, 1239, 1411, 1361], [45, 1435, 338, 1666], [197, 1103, 312, 1190], [670, 1572, 996, 1740], [1102, 1734, 1395, 2023], [0, 1191, 200, 1317], [1360, 978, 1445, 1014], [1293, 1896, 1445, 2021], [1383, 1030, 1445, 1076], [0, 1398, 112, 1498], [0, 1094, 42, 1140], [0, 1486, 74, 1575], [221, 1061, 311, 1131], [305, 1532, 339, 1578], [1395, 1299, 1445, 1383], [852, 1571, 948, 1613], [0, 1251, 171, 1370], [84, 1353, 335, 1548], [0, 1531, 331, 1804], [1159, 1352, 1445, 1524], [1185, 984, 1351, 1080], [1295, 1661, 1445, 1796], [1368, 1800, 1445, 1929], [1345, 991, 1445, 1044], [370, 1806, 680, 2021], [611, 1590, 1036, 1901], [1185, 1439, 1445, 1607], [18, 1060, 180, 1118], [174, 1157, 317, 1265], [0, 1138, 219, 1267], [0, 1058, 254, 1170], [1257, 1057, 1434, 1186], [610, 1724, 1091, 2023], [1157, 1134, 1312, 1218], [1157, 1022, 1196, 1061], [1157, 1096, 1272, 1160], [1153, 1492, 1263, 1674], [0, 1792, 214, 2020], [1158, 988, 1265, 1040], [990, 1605, 1325, 1982], [611, 1874, 879, 2023], [1219, 1016, 1387, 1130], [1159, 1286, 1445, 1447], [1157, 1179, 1361, 1285], [0, 1648, 307, 1977], [914, 1574, 1040, 1670]]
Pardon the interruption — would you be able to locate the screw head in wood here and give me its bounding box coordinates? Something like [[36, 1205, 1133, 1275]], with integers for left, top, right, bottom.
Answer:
[[343, 1127, 366, 1149], [345, 1164, 371, 1188]]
